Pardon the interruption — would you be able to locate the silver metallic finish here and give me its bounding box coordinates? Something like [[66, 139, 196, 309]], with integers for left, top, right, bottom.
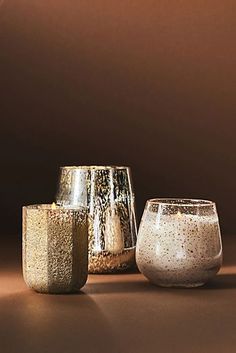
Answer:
[[56, 166, 137, 273]]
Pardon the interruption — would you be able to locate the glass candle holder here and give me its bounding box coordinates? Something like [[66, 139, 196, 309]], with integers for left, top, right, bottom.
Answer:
[[56, 166, 137, 273], [136, 199, 222, 288], [22, 204, 88, 293]]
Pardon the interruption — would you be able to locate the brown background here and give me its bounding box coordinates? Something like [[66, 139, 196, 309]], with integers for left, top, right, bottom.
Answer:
[[0, 0, 236, 237]]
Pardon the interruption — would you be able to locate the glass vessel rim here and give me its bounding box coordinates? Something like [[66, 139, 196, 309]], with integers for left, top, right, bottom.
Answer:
[[147, 198, 215, 207], [60, 165, 130, 171], [23, 204, 86, 211]]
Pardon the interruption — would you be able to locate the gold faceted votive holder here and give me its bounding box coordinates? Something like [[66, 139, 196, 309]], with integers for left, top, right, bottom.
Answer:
[[22, 204, 88, 294]]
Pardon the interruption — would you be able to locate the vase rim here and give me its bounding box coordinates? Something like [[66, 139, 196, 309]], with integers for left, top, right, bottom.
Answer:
[[60, 165, 130, 170], [147, 198, 215, 207], [23, 204, 86, 211]]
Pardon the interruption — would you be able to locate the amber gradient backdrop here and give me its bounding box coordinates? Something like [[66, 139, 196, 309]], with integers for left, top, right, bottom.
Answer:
[[0, 0, 236, 237]]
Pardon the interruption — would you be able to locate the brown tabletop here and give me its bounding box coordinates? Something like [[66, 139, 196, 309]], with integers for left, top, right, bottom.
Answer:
[[0, 236, 236, 353]]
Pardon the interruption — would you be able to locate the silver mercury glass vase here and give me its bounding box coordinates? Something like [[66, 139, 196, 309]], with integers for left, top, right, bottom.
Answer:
[[56, 166, 137, 273]]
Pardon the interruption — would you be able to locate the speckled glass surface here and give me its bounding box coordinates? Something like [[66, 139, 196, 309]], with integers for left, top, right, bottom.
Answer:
[[22, 204, 88, 293], [56, 166, 137, 273], [136, 199, 223, 287]]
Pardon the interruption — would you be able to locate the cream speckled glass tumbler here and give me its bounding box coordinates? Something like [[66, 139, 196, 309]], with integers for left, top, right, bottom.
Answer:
[[136, 199, 222, 287], [56, 166, 137, 273], [22, 204, 88, 293]]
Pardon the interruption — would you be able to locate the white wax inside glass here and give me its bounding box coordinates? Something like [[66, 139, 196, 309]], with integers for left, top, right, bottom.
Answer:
[[138, 211, 221, 264]]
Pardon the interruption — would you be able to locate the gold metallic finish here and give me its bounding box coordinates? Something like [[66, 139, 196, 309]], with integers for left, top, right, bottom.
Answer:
[[22, 204, 88, 293]]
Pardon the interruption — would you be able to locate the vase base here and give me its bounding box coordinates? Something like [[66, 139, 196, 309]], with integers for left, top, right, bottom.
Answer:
[[89, 247, 136, 274], [153, 281, 205, 288]]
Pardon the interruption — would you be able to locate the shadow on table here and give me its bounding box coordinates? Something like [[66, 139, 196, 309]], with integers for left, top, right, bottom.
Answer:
[[85, 277, 153, 295], [200, 273, 236, 290], [0, 289, 122, 353], [85, 272, 236, 294]]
